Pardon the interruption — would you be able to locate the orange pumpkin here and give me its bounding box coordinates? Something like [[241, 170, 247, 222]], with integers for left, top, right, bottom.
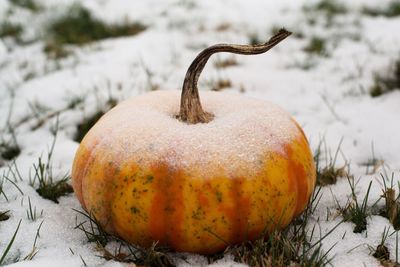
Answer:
[[72, 29, 316, 254]]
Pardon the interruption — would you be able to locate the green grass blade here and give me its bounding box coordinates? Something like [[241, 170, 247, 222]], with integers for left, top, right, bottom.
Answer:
[[0, 219, 22, 264]]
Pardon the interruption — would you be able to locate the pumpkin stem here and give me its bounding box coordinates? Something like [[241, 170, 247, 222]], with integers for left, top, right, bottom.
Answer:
[[177, 28, 292, 124]]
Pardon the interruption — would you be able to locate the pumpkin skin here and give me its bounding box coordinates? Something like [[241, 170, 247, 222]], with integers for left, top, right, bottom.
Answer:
[[72, 90, 316, 254]]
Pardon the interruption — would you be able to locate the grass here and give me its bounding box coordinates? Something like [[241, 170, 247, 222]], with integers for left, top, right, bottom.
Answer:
[[0, 175, 7, 200], [360, 143, 384, 175], [43, 42, 70, 60], [0, 219, 43, 264], [367, 227, 400, 267], [74, 196, 336, 267], [363, 1, 400, 17], [248, 33, 262, 46], [24, 220, 44, 261], [0, 129, 21, 161], [303, 0, 347, 27], [74, 196, 338, 267], [74, 209, 109, 246], [0, 219, 21, 265], [74, 110, 105, 142], [44, 5, 146, 58], [30, 120, 73, 203], [99, 242, 174, 267], [28, 94, 85, 130], [74, 209, 175, 266], [377, 173, 400, 230], [369, 227, 391, 263], [65, 94, 86, 110], [141, 62, 160, 92], [0, 141, 20, 161], [304, 37, 328, 57], [1, 166, 24, 201], [370, 56, 400, 97], [336, 177, 372, 233], [26, 197, 43, 221], [230, 231, 333, 267], [74, 97, 117, 142], [306, 0, 347, 16], [27, 100, 52, 124], [314, 138, 347, 186], [0, 21, 23, 39], [50, 5, 146, 44], [8, 0, 41, 12], [229, 188, 340, 267], [31, 155, 73, 203]]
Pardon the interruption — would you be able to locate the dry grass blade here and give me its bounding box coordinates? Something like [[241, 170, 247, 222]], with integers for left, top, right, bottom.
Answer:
[[23, 220, 44, 261], [378, 173, 400, 230]]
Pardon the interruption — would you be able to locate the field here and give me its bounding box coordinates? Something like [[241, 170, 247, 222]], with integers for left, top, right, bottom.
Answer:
[[1, 0, 400, 266]]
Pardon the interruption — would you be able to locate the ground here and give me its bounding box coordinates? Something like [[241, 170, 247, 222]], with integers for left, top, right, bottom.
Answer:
[[1, 0, 400, 266]]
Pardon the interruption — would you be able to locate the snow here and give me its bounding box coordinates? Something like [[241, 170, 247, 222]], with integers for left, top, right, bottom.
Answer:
[[0, 0, 400, 266]]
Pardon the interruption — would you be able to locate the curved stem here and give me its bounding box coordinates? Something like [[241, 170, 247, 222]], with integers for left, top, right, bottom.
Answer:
[[178, 28, 292, 124]]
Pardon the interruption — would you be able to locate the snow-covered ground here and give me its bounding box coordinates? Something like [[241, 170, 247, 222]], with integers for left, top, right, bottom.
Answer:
[[1, 0, 400, 266]]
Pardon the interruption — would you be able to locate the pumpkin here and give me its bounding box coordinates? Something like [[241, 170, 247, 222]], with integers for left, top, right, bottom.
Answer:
[[72, 29, 316, 254]]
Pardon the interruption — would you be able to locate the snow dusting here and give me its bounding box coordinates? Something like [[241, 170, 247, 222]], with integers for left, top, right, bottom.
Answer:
[[84, 90, 301, 176]]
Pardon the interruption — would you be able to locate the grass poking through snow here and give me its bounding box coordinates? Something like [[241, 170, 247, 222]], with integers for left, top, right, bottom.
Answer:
[[74, 193, 341, 266], [49, 5, 146, 45], [0, 220, 22, 265], [305, 0, 347, 16], [8, 0, 41, 12], [44, 5, 147, 58], [0, 21, 23, 40], [31, 155, 73, 203], [1, 166, 24, 201], [30, 120, 73, 203], [336, 177, 372, 233], [370, 56, 400, 97], [314, 138, 348, 186], [229, 188, 340, 267], [304, 37, 329, 57], [74, 209, 175, 266], [376, 173, 400, 230], [363, 1, 400, 17], [74, 96, 118, 142], [26, 197, 43, 222], [0, 131, 21, 162], [360, 143, 384, 175], [74, 111, 105, 142], [369, 227, 391, 264], [229, 230, 334, 267]]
